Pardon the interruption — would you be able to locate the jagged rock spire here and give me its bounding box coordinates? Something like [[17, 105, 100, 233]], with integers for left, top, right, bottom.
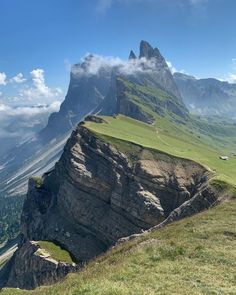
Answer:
[[139, 40, 163, 62], [129, 50, 137, 60], [139, 40, 155, 59]]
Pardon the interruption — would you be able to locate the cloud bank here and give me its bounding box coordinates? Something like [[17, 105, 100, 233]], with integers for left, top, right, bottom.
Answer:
[[0, 68, 63, 105], [0, 101, 61, 141], [72, 54, 166, 77], [0, 101, 61, 118]]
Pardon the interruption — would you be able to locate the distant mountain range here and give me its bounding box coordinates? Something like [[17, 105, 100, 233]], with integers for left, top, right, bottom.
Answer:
[[174, 72, 236, 119]]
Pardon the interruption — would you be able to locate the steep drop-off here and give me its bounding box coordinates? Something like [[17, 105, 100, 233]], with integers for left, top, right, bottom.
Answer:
[[4, 116, 222, 289]]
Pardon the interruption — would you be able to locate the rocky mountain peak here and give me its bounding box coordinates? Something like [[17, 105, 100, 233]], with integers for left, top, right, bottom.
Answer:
[[139, 40, 154, 59], [129, 50, 137, 60], [139, 40, 163, 61]]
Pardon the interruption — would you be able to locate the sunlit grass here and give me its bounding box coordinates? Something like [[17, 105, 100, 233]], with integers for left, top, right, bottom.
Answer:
[[86, 115, 236, 185], [36, 241, 74, 264], [3, 200, 235, 294]]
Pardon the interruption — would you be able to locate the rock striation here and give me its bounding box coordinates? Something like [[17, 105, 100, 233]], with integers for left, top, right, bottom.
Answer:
[[4, 117, 217, 289], [6, 240, 78, 290]]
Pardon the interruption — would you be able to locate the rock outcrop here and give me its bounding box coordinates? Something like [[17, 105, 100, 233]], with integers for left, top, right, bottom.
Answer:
[[137, 40, 182, 101], [4, 117, 217, 289], [6, 240, 78, 290]]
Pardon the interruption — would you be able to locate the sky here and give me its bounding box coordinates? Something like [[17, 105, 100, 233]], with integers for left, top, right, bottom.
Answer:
[[0, 0, 236, 108]]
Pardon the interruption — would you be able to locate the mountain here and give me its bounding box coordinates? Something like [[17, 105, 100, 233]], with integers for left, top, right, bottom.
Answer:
[[1, 41, 236, 292], [40, 55, 113, 142], [0, 40, 183, 199], [2, 113, 236, 290], [98, 40, 186, 119], [0, 58, 112, 198], [174, 72, 236, 118]]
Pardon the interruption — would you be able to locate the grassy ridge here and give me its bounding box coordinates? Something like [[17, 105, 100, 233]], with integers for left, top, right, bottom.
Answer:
[[2, 199, 236, 294], [2, 96, 236, 293], [86, 115, 236, 185]]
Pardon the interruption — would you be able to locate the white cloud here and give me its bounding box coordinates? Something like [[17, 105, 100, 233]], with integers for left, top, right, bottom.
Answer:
[[166, 61, 177, 74], [0, 101, 61, 140], [166, 61, 188, 75], [0, 101, 61, 118], [72, 54, 164, 77], [226, 74, 236, 84], [19, 68, 62, 102], [11, 73, 26, 84], [219, 59, 236, 83], [0, 72, 7, 85]]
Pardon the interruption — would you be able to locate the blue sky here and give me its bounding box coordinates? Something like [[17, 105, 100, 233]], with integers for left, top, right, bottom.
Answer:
[[0, 0, 235, 107]]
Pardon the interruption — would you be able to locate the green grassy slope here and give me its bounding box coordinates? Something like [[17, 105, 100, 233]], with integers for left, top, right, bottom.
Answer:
[[3, 199, 235, 295], [86, 115, 236, 185], [116, 77, 189, 122], [36, 241, 74, 264], [3, 79, 236, 293]]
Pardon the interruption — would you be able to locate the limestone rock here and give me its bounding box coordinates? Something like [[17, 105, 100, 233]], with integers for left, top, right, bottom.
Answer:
[[6, 240, 79, 290], [5, 124, 214, 289]]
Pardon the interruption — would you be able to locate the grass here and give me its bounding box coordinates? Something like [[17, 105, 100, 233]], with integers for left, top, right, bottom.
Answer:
[[85, 115, 236, 185], [35, 241, 74, 264], [117, 77, 188, 120], [31, 177, 43, 188], [2, 89, 236, 293], [2, 199, 235, 294]]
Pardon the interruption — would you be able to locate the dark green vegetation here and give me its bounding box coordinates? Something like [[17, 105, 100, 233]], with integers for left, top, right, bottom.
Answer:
[[2, 198, 235, 294], [36, 241, 74, 264], [0, 196, 24, 244]]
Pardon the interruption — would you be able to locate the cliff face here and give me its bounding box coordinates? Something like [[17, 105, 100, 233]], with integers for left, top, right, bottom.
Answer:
[[6, 241, 78, 290], [4, 117, 216, 289]]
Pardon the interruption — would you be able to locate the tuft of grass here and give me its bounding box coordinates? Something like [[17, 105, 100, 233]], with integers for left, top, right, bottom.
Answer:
[[36, 241, 74, 264], [32, 177, 43, 188]]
